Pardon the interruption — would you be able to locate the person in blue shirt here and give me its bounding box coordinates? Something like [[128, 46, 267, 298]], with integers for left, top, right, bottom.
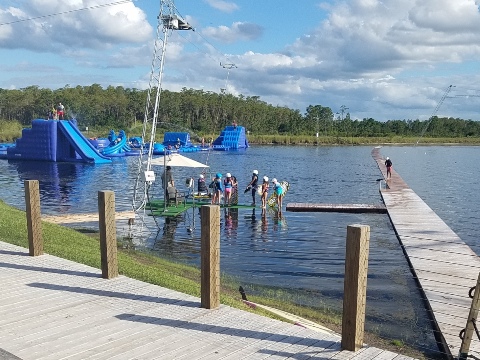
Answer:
[[272, 178, 284, 210], [211, 173, 223, 205]]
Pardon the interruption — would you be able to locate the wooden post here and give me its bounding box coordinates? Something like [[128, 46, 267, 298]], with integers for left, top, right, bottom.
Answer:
[[459, 272, 480, 360], [342, 224, 370, 351], [201, 205, 220, 309], [98, 191, 118, 279], [25, 180, 43, 256]]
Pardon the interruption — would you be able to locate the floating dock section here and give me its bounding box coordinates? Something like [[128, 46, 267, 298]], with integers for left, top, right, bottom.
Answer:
[[212, 125, 249, 150], [7, 119, 111, 164], [286, 203, 387, 213]]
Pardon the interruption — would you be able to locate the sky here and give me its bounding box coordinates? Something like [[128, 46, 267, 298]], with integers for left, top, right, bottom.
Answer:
[[1, 0, 480, 121]]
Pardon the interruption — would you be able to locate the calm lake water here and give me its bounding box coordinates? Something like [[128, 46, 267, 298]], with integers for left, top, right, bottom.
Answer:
[[0, 144, 478, 356]]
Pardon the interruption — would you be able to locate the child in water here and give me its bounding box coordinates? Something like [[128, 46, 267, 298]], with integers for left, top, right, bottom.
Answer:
[[261, 176, 269, 208]]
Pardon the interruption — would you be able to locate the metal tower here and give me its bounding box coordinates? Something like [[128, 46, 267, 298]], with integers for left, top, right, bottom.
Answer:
[[416, 85, 454, 145], [132, 1, 191, 223]]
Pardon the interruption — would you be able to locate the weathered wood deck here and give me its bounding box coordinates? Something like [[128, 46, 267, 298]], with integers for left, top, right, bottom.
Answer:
[[0, 241, 415, 360], [372, 148, 480, 358]]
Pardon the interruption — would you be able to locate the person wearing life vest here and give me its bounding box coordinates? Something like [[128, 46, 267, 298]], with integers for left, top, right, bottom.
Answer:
[[245, 170, 259, 206], [211, 173, 223, 205], [197, 174, 208, 195]]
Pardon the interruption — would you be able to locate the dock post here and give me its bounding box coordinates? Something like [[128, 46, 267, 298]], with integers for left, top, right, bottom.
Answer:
[[98, 191, 118, 279], [24, 180, 43, 256], [459, 272, 480, 360], [201, 204, 220, 309], [341, 224, 370, 351]]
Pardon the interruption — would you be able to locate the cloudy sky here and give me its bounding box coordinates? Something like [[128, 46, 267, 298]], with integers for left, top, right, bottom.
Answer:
[[1, 0, 480, 121]]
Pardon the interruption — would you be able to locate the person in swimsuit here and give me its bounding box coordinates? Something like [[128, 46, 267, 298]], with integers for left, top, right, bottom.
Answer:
[[261, 176, 269, 209], [272, 178, 284, 210], [211, 173, 223, 205], [223, 173, 234, 206]]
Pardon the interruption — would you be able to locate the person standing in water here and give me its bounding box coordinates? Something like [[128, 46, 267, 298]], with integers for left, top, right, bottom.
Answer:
[[223, 173, 234, 206], [272, 178, 284, 210], [385, 157, 392, 179], [260, 176, 269, 209], [246, 169, 259, 206]]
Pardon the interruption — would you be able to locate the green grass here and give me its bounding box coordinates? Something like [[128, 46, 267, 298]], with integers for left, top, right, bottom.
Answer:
[[0, 120, 23, 142], [0, 199, 427, 358]]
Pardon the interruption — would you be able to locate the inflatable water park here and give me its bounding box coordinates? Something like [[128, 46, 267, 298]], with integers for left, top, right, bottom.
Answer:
[[1, 120, 249, 164], [5, 119, 111, 164]]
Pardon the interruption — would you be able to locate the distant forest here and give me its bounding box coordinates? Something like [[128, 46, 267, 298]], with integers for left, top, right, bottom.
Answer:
[[1, 84, 479, 138]]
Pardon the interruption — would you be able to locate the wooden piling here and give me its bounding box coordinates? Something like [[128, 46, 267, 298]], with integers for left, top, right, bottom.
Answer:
[[459, 272, 480, 360], [98, 191, 118, 279], [341, 224, 370, 351], [25, 180, 43, 256], [201, 205, 220, 309]]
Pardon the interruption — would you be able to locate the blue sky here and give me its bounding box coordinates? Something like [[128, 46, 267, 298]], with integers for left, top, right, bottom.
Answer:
[[1, 0, 480, 121]]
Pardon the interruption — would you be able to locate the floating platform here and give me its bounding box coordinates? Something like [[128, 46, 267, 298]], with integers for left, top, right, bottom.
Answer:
[[286, 203, 387, 213], [212, 125, 249, 150]]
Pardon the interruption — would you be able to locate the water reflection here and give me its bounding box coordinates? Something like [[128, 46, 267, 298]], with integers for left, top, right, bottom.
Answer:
[[224, 208, 238, 239], [11, 160, 86, 213]]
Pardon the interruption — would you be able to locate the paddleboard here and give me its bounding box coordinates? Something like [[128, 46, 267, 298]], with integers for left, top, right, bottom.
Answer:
[[267, 181, 290, 207]]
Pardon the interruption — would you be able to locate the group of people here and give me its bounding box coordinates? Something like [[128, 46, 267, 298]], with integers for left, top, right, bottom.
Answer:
[[160, 166, 285, 209], [208, 173, 238, 206], [47, 102, 65, 120], [208, 169, 284, 209]]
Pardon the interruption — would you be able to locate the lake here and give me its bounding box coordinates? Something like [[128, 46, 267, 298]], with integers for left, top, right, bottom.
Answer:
[[0, 144, 478, 355]]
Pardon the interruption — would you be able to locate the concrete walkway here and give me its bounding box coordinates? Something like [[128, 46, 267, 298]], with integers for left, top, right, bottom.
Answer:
[[0, 241, 415, 360]]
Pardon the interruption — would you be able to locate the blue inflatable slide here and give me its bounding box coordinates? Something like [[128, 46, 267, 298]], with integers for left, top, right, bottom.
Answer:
[[7, 119, 111, 164]]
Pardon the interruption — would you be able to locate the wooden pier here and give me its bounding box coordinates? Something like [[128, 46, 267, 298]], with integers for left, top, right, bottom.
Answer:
[[286, 203, 387, 214], [0, 241, 415, 360], [372, 148, 480, 358]]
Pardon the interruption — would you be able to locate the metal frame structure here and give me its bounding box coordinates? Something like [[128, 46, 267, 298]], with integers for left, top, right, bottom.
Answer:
[[132, 0, 191, 219]]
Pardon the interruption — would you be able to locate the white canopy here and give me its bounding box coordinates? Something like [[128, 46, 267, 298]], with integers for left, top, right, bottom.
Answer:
[[149, 153, 209, 168]]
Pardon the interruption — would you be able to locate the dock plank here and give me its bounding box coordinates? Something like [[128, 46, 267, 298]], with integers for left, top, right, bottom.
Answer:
[[0, 241, 417, 360]]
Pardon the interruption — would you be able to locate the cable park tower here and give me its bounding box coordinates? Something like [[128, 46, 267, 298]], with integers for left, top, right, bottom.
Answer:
[[132, 1, 191, 227]]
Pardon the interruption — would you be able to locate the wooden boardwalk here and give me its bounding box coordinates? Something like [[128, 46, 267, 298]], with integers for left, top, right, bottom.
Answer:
[[372, 148, 480, 358], [0, 241, 415, 360]]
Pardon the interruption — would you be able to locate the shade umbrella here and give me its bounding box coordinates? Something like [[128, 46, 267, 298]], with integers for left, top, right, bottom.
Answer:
[[150, 153, 209, 168], [150, 153, 209, 212]]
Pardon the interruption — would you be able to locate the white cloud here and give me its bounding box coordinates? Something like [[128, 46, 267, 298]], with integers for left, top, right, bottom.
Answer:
[[0, 0, 152, 51], [203, 22, 263, 43], [203, 0, 239, 13]]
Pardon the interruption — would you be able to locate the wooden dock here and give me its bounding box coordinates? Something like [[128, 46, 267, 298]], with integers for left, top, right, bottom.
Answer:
[[0, 240, 415, 360], [286, 203, 387, 214], [372, 148, 480, 358]]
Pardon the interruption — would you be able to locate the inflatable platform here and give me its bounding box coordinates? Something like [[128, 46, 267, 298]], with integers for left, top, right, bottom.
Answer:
[[212, 125, 249, 150], [6, 119, 111, 164]]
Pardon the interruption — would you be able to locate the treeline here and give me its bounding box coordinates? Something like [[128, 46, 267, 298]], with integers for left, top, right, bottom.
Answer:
[[0, 84, 479, 138]]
